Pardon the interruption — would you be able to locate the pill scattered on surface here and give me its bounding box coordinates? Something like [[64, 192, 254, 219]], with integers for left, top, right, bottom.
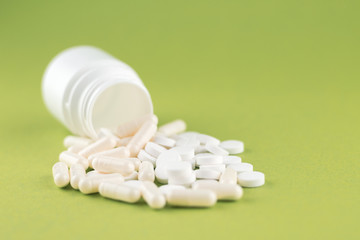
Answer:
[[166, 189, 217, 207], [237, 171, 265, 188], [197, 134, 220, 145], [79, 173, 124, 194], [127, 117, 157, 156], [70, 163, 86, 189], [220, 140, 244, 154], [153, 135, 176, 148], [158, 120, 186, 136], [223, 155, 242, 165], [99, 182, 141, 203], [52, 162, 70, 187], [199, 164, 226, 172], [138, 161, 155, 182], [137, 150, 157, 166], [92, 157, 135, 176], [219, 167, 238, 185], [79, 137, 117, 158], [52, 117, 265, 209], [141, 181, 166, 209], [59, 151, 89, 169], [116, 114, 158, 138], [145, 142, 167, 158], [228, 162, 253, 173], [63, 136, 93, 148], [195, 169, 221, 180], [88, 146, 130, 161], [192, 180, 243, 200], [205, 143, 229, 156]]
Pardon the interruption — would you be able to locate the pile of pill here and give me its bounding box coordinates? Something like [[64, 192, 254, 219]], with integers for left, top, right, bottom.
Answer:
[[52, 114, 265, 208]]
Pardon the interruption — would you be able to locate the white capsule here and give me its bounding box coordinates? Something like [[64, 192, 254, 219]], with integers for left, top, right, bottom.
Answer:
[[223, 155, 242, 165], [116, 114, 158, 138], [97, 128, 115, 138], [116, 136, 132, 146], [197, 134, 220, 145], [92, 157, 135, 176], [70, 163, 86, 189], [79, 137, 117, 158], [127, 117, 158, 156], [195, 169, 221, 180], [86, 170, 104, 177], [123, 180, 143, 191], [88, 146, 130, 162], [141, 181, 166, 209], [220, 140, 244, 154], [79, 173, 124, 194], [228, 162, 253, 173], [199, 164, 226, 172], [52, 162, 70, 187], [137, 150, 157, 166], [68, 145, 86, 154], [153, 135, 176, 148], [63, 136, 92, 148], [99, 182, 141, 203], [237, 171, 265, 187], [195, 153, 223, 166], [159, 184, 186, 197], [192, 180, 243, 200], [166, 189, 217, 207], [219, 167, 238, 185], [59, 151, 89, 169], [145, 142, 167, 158], [172, 146, 195, 161], [138, 161, 155, 182], [158, 119, 186, 136], [124, 171, 138, 181], [205, 143, 229, 156], [96, 128, 122, 145]]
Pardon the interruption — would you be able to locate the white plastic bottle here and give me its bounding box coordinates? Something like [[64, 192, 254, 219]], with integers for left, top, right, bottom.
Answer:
[[42, 46, 153, 139]]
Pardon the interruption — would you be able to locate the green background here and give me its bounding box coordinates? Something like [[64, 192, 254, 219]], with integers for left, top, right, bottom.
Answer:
[[1, 0, 359, 239]]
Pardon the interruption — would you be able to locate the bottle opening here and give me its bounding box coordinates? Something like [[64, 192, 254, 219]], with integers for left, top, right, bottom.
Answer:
[[89, 82, 153, 137]]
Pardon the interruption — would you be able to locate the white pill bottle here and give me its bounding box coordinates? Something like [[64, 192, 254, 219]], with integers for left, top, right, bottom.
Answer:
[[42, 46, 153, 139]]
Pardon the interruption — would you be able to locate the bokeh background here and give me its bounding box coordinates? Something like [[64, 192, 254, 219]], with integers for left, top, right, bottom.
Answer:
[[0, 0, 359, 239]]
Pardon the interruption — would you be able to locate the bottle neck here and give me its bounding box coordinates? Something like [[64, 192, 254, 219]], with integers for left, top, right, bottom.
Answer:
[[63, 63, 152, 138]]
